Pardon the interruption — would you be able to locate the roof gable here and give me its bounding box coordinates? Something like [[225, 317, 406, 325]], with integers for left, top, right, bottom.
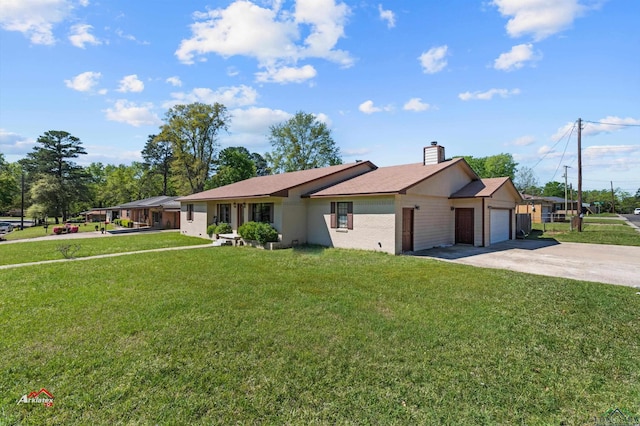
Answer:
[[112, 196, 179, 209], [450, 177, 522, 201], [178, 161, 376, 202]]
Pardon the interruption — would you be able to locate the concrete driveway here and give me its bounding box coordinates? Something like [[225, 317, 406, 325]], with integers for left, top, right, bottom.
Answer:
[[414, 239, 640, 288]]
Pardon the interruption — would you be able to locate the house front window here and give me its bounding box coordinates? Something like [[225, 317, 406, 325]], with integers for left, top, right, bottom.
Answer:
[[218, 203, 231, 224], [250, 203, 273, 223], [330, 201, 353, 229], [186, 204, 194, 221]]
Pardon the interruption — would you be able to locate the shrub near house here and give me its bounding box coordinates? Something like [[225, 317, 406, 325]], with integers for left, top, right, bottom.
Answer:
[[238, 221, 278, 244]]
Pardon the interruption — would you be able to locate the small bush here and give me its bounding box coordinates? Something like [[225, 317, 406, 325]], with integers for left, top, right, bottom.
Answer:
[[238, 221, 278, 244], [207, 224, 216, 237], [214, 222, 232, 235], [57, 243, 81, 259]]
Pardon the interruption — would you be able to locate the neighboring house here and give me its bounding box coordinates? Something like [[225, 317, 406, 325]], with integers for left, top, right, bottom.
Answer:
[[517, 195, 581, 223], [80, 209, 107, 222], [106, 196, 181, 229], [178, 144, 522, 254]]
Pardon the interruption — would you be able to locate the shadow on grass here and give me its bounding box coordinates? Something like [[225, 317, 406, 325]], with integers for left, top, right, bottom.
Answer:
[[291, 244, 327, 255], [412, 232, 560, 261]]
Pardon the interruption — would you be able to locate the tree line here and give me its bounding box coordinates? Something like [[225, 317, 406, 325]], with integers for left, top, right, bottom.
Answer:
[[1, 102, 638, 221], [0, 104, 341, 222]]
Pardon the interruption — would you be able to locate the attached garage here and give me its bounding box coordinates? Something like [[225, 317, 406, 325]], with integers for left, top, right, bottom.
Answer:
[[490, 209, 511, 244]]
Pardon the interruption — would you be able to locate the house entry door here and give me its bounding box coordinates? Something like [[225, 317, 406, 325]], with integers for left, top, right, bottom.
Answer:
[[237, 204, 244, 228], [402, 208, 414, 252], [455, 208, 474, 245]]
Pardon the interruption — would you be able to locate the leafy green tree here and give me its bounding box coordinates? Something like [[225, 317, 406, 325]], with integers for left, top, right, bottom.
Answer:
[[542, 181, 565, 198], [23, 130, 90, 222], [484, 153, 517, 179], [159, 102, 230, 194], [266, 111, 342, 173], [207, 147, 257, 189], [0, 153, 19, 214], [251, 152, 271, 176], [462, 153, 517, 180], [142, 134, 175, 195], [101, 164, 141, 206], [26, 203, 47, 222]]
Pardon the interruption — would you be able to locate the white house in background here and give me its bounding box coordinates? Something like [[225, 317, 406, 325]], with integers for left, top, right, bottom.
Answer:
[[177, 143, 522, 254]]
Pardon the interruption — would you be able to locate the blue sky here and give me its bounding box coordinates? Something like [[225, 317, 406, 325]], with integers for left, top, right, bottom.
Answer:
[[1, 0, 638, 193]]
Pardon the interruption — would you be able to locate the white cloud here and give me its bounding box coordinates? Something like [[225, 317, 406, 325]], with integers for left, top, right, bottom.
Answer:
[[115, 28, 149, 45], [0, 0, 72, 45], [165, 85, 259, 109], [69, 23, 100, 48], [552, 116, 640, 140], [221, 106, 291, 147], [166, 76, 182, 87], [64, 71, 103, 92], [418, 45, 448, 74], [491, 0, 588, 41], [358, 100, 393, 114], [511, 135, 536, 146], [494, 43, 541, 71], [584, 145, 640, 158], [104, 100, 161, 127], [378, 4, 395, 28], [117, 74, 144, 93], [255, 64, 317, 83], [537, 144, 563, 159], [582, 116, 640, 136], [0, 129, 35, 155], [458, 88, 521, 101], [175, 0, 353, 82], [403, 98, 430, 112]]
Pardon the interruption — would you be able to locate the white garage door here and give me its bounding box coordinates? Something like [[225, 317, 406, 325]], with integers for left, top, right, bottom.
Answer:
[[490, 209, 510, 244]]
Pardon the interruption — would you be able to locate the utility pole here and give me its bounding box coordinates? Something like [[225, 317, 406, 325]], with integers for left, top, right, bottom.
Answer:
[[610, 181, 616, 214], [20, 169, 25, 231], [563, 165, 571, 217], [577, 118, 583, 232]]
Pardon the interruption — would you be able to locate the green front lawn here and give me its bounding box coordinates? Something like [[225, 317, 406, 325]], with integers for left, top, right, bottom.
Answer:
[[530, 220, 640, 246], [1, 246, 638, 424], [1, 222, 116, 241], [0, 232, 209, 265]]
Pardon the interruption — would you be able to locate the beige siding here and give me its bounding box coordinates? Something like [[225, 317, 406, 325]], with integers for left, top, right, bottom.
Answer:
[[396, 194, 455, 252], [180, 201, 210, 239], [407, 165, 472, 197], [307, 197, 396, 254]]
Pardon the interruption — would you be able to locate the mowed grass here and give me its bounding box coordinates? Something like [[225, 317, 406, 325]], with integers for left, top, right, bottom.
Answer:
[[0, 232, 209, 265], [531, 219, 640, 246], [1, 223, 115, 241], [1, 246, 638, 425]]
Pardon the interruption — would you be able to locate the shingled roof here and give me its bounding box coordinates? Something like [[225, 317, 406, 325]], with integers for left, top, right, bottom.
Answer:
[[108, 196, 181, 210], [178, 161, 376, 201], [450, 177, 522, 201], [308, 157, 475, 197]]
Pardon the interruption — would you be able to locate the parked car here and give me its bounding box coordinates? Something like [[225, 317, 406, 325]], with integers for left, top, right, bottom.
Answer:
[[634, 207, 640, 215], [0, 222, 14, 233]]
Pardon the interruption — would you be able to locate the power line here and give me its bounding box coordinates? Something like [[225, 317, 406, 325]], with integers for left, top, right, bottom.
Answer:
[[531, 121, 576, 170], [583, 120, 640, 127]]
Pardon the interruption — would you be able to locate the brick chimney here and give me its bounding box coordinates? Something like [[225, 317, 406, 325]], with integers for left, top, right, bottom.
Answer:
[[423, 141, 445, 165]]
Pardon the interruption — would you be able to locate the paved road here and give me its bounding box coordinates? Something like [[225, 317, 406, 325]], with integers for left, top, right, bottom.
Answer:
[[415, 239, 640, 288]]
